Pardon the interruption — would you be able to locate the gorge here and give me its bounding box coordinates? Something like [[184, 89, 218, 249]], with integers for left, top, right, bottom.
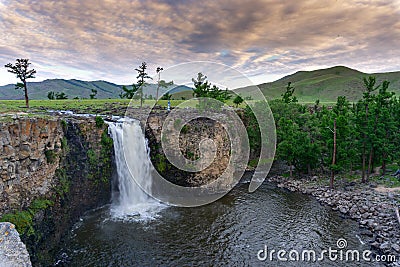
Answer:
[[0, 111, 398, 266]]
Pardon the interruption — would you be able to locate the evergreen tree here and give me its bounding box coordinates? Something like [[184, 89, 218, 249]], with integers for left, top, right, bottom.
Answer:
[[281, 82, 298, 104], [233, 95, 244, 107], [55, 92, 68, 99], [119, 85, 138, 99], [47, 91, 55, 100], [4, 59, 36, 108], [191, 72, 231, 110], [90, 89, 98, 99], [373, 81, 396, 175], [358, 76, 380, 182], [135, 62, 151, 108]]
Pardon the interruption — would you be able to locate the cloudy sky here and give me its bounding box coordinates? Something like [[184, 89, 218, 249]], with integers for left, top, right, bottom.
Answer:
[[0, 0, 399, 86]]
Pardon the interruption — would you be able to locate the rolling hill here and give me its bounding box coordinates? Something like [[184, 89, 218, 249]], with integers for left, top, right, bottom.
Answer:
[[0, 79, 123, 100], [0, 79, 191, 100], [1, 66, 399, 101], [258, 66, 400, 102]]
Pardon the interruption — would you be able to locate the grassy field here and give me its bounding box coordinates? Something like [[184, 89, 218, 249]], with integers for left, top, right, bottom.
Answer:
[[0, 99, 129, 113], [0, 99, 214, 114], [258, 66, 400, 102], [0, 98, 340, 115]]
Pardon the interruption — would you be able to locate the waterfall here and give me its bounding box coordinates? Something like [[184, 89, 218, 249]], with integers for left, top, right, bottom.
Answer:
[[107, 118, 164, 221]]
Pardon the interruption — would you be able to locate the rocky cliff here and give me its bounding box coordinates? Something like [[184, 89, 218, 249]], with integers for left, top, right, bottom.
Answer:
[[0, 115, 113, 266], [0, 108, 258, 265], [0, 116, 63, 213], [145, 109, 249, 188]]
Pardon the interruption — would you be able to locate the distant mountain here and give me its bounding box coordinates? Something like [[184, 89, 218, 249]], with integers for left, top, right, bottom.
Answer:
[[1, 66, 399, 101], [141, 84, 193, 99], [0, 79, 192, 100], [258, 66, 400, 102], [0, 79, 123, 100]]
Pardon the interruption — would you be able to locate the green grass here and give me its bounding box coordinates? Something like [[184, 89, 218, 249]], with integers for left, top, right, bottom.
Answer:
[[258, 66, 400, 102], [0, 99, 130, 113], [0, 98, 339, 116]]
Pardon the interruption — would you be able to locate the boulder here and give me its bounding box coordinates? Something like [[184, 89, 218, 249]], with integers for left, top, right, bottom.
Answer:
[[18, 143, 31, 160], [0, 222, 32, 267]]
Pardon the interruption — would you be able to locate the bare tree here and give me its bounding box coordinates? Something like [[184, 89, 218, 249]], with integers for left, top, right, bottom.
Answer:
[[5, 59, 36, 108], [156, 66, 163, 100], [330, 118, 337, 189]]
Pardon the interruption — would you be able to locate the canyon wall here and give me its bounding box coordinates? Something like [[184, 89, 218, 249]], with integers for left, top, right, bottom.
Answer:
[[145, 109, 248, 187], [0, 115, 113, 265], [0, 108, 258, 265], [0, 117, 64, 213]]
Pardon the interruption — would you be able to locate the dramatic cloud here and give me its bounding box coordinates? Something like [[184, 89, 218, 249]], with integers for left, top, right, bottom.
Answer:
[[0, 0, 399, 85]]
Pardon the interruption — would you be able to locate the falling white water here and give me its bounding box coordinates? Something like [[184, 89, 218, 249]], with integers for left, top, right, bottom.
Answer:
[[107, 118, 165, 222]]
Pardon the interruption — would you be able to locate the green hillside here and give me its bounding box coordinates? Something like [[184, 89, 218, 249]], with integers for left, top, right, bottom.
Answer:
[[1, 66, 399, 102], [258, 66, 400, 102], [0, 79, 191, 100], [0, 79, 124, 100]]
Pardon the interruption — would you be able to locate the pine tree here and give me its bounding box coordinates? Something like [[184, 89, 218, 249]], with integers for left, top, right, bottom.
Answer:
[[281, 82, 298, 104], [135, 62, 151, 108], [233, 95, 244, 107], [4, 59, 36, 108], [359, 76, 380, 182], [374, 81, 396, 175]]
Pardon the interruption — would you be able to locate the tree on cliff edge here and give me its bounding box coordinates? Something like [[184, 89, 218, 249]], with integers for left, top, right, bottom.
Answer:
[[5, 59, 36, 108], [135, 62, 151, 108]]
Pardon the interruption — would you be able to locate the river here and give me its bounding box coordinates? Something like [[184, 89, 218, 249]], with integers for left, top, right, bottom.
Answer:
[[56, 180, 381, 266], [55, 119, 382, 266]]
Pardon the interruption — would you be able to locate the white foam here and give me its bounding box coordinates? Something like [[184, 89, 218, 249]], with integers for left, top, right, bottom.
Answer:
[[107, 118, 166, 222]]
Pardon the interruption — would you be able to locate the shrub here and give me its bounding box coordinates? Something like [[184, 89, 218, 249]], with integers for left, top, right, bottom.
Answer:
[[60, 120, 68, 133], [95, 116, 104, 128], [44, 150, 56, 164], [60, 137, 68, 151]]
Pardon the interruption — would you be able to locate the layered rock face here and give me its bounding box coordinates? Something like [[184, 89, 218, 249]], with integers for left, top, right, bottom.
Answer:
[[0, 117, 64, 214], [145, 110, 245, 187], [0, 109, 251, 264], [0, 115, 112, 266]]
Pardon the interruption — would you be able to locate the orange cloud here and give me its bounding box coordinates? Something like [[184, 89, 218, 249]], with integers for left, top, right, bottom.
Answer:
[[0, 0, 399, 85]]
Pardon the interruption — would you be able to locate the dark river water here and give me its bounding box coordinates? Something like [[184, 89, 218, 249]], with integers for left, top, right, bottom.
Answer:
[[57, 182, 383, 266]]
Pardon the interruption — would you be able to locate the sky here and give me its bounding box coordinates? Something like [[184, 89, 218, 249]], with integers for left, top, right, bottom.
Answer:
[[0, 0, 399, 86]]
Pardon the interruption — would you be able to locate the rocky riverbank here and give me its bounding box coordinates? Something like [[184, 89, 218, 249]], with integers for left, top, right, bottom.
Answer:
[[267, 175, 400, 264]]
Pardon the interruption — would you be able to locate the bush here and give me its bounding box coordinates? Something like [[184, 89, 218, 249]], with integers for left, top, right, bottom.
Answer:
[[0, 198, 53, 236], [181, 125, 189, 134], [60, 137, 68, 150], [44, 150, 56, 164], [95, 116, 104, 128], [1, 211, 34, 236], [61, 120, 68, 133]]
